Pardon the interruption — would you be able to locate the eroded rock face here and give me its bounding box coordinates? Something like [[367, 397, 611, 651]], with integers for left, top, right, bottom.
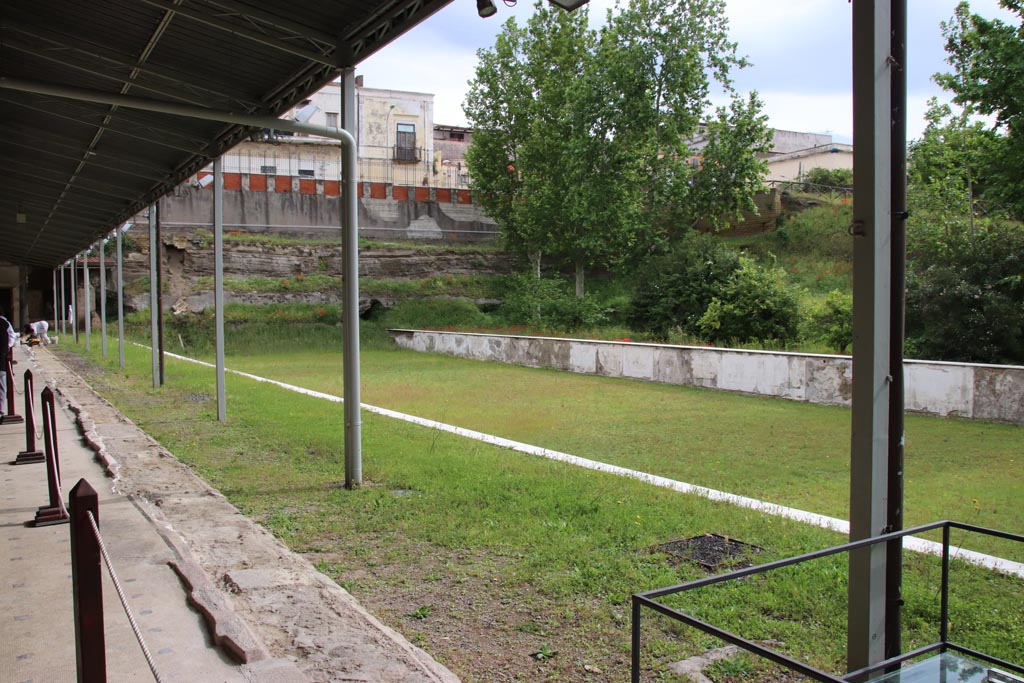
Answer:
[[121, 229, 513, 312]]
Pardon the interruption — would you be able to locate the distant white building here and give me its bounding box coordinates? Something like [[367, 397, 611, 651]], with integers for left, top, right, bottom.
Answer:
[[762, 130, 853, 183]]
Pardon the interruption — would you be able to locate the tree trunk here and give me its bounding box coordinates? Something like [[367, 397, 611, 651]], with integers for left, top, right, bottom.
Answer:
[[575, 261, 585, 298], [529, 251, 542, 278]]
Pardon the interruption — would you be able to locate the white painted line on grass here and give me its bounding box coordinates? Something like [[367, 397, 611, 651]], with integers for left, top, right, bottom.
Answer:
[[145, 345, 1024, 578]]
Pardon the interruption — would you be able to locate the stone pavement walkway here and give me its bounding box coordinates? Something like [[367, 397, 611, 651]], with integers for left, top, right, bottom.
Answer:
[[1, 343, 460, 683]]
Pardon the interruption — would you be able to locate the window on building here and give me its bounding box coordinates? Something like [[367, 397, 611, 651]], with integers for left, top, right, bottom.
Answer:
[[395, 122, 417, 162], [325, 112, 339, 128], [449, 131, 465, 141], [260, 165, 277, 175], [298, 169, 316, 178]]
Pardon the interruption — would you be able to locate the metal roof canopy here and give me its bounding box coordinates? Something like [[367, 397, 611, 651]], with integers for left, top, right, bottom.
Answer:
[[0, 0, 453, 267]]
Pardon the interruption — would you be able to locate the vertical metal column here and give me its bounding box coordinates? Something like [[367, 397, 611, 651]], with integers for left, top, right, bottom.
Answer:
[[100, 238, 107, 357], [52, 270, 58, 332], [71, 256, 78, 342], [59, 264, 66, 335], [82, 249, 91, 351], [117, 227, 125, 369], [886, 0, 908, 662], [341, 67, 362, 487], [848, 0, 892, 674], [155, 202, 165, 385], [214, 158, 227, 421], [149, 206, 160, 388]]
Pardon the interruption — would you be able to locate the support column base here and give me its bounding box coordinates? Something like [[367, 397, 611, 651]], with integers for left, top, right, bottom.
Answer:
[[2, 414, 25, 425], [14, 450, 44, 464], [34, 506, 70, 526]]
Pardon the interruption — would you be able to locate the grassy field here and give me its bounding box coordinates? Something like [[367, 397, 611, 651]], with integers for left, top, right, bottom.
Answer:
[[55, 332, 1023, 682], [217, 342, 1023, 560]]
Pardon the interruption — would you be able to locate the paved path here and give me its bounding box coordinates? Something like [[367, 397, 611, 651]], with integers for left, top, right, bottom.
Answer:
[[1, 343, 459, 683]]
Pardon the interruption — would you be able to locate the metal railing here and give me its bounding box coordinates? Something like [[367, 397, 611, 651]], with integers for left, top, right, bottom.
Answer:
[[631, 521, 1024, 682], [768, 179, 853, 201]]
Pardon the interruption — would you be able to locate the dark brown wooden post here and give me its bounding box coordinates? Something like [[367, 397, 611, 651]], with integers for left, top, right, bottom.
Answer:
[[34, 386, 68, 526], [16, 369, 44, 463], [5, 358, 23, 423], [70, 478, 106, 683]]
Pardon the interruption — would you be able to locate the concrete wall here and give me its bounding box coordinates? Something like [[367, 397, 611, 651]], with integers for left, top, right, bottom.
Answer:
[[388, 330, 1024, 425]]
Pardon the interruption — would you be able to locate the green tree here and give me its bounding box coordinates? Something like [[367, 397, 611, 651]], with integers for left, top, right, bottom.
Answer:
[[907, 98, 1003, 221], [905, 221, 1024, 364], [464, 0, 769, 294], [801, 167, 853, 190], [935, 1, 1024, 218]]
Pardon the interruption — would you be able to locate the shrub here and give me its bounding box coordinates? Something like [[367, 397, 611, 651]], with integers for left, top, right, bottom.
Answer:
[[802, 167, 853, 190], [696, 258, 800, 344], [628, 231, 741, 338], [381, 297, 493, 331], [906, 221, 1024, 364], [810, 289, 853, 354], [497, 274, 607, 331]]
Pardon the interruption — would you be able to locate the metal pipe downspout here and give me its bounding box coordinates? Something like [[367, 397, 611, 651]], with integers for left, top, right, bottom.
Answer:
[[100, 238, 108, 357], [117, 227, 125, 369], [885, 0, 908, 662], [341, 68, 361, 488], [214, 158, 227, 421], [0, 77, 362, 484], [59, 265, 66, 336], [149, 205, 159, 388], [156, 202, 165, 386]]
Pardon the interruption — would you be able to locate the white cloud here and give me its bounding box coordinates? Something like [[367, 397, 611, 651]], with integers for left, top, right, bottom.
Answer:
[[359, 0, 1019, 140]]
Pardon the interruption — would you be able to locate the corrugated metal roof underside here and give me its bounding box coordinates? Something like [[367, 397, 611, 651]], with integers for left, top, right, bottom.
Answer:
[[0, 0, 453, 267]]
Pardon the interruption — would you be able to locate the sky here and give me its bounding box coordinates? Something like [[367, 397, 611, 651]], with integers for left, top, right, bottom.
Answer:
[[357, 0, 1017, 144]]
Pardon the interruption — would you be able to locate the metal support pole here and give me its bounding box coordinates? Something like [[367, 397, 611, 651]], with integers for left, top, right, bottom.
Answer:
[[70, 478, 106, 683], [341, 67, 362, 488], [59, 264, 66, 336], [214, 158, 226, 421], [71, 256, 78, 342], [117, 227, 125, 369], [149, 206, 160, 388], [100, 238, 108, 357], [848, 0, 892, 674], [52, 270, 58, 333], [156, 202, 165, 385], [0, 76, 363, 485], [83, 247, 91, 351], [885, 0, 908, 663]]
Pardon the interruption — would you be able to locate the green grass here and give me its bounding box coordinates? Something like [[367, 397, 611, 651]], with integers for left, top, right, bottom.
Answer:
[[57, 333, 1023, 681], [222, 344, 1023, 561]]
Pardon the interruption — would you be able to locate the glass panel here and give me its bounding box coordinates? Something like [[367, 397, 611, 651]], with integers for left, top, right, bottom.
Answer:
[[869, 653, 998, 683]]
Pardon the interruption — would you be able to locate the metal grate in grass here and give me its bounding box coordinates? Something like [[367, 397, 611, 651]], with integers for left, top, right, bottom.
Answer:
[[654, 533, 763, 572]]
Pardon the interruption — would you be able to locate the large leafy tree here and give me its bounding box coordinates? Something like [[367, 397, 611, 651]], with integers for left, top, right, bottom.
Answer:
[[464, 0, 769, 294], [935, 1, 1024, 218]]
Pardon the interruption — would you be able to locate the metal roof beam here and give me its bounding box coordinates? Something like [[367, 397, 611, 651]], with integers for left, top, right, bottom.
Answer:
[[202, 0, 337, 51], [2, 134, 169, 181], [4, 21, 262, 111], [0, 95, 211, 155], [135, 0, 338, 67]]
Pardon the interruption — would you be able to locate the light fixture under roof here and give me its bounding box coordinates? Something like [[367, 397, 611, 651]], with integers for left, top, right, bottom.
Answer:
[[477, 0, 497, 17], [16, 207, 27, 224], [548, 0, 590, 9]]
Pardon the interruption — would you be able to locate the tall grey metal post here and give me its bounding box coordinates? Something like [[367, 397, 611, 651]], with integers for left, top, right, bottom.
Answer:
[[149, 206, 160, 388], [117, 227, 125, 369], [848, 0, 892, 674], [59, 264, 66, 335], [82, 249, 91, 351], [100, 239, 107, 357], [0, 76, 363, 486], [341, 67, 361, 487], [71, 256, 78, 342], [214, 158, 226, 421], [52, 270, 58, 332]]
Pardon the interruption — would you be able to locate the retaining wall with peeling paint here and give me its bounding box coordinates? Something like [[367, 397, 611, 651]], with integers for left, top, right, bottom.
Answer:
[[388, 330, 1024, 424]]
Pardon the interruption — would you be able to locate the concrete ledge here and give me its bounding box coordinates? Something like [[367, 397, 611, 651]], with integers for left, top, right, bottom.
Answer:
[[388, 330, 1024, 424]]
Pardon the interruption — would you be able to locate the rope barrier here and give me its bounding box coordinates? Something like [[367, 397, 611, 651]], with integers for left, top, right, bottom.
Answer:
[[87, 510, 164, 683]]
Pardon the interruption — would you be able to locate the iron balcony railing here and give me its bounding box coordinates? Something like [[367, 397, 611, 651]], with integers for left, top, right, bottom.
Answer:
[[631, 521, 1024, 682]]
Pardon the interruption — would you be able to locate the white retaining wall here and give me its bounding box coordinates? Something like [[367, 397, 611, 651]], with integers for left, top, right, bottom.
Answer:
[[388, 330, 1024, 425]]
